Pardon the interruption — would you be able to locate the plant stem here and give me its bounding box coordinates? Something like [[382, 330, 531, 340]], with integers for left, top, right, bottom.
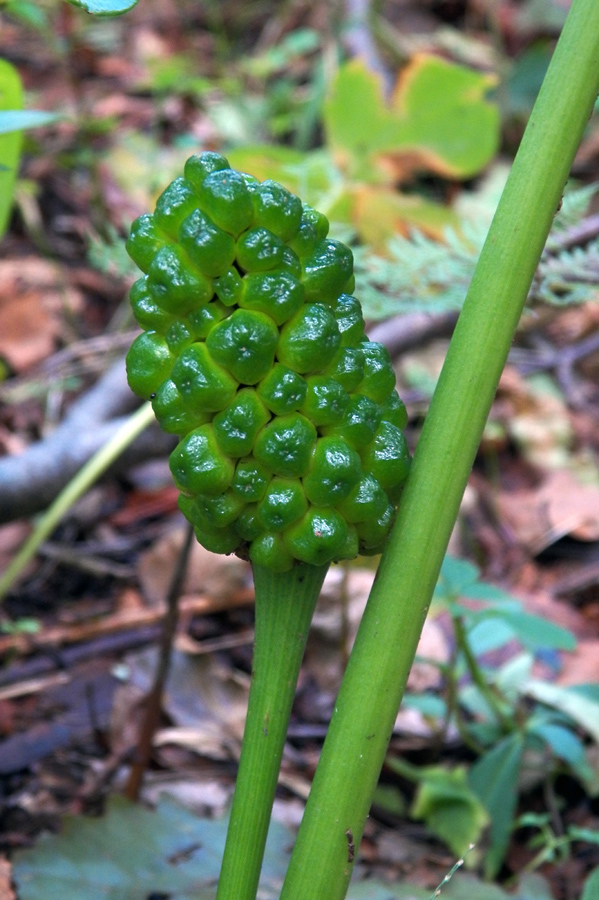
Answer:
[[215, 561, 328, 900], [0, 401, 154, 602], [453, 615, 512, 732], [280, 3, 599, 898]]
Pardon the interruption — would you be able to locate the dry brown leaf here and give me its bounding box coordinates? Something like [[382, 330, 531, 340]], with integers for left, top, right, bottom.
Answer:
[[557, 639, 599, 686], [0, 260, 81, 371], [498, 469, 599, 553], [137, 525, 251, 607]]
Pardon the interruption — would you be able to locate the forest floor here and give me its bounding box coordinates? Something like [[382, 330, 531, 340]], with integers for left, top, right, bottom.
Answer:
[[1, 2, 599, 899]]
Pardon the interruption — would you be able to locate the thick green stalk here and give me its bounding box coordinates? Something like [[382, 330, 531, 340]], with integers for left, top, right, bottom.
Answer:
[[215, 561, 328, 900], [280, 3, 599, 898]]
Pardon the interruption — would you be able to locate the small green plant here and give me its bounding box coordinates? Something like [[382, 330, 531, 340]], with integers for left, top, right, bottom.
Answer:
[[516, 812, 599, 874], [384, 555, 598, 876]]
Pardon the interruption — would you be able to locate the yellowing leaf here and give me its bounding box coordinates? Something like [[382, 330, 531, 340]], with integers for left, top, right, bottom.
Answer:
[[325, 56, 499, 183], [0, 59, 23, 239], [350, 184, 459, 249]]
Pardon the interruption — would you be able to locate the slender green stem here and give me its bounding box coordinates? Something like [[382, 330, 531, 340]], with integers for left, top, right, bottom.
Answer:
[[0, 402, 154, 602], [280, 4, 599, 898], [453, 616, 512, 731], [215, 561, 328, 900]]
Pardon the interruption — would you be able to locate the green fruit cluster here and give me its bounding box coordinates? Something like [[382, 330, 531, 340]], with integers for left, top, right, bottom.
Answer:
[[125, 151, 410, 572]]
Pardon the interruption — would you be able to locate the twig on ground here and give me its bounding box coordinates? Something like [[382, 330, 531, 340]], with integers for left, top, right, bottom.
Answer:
[[124, 522, 195, 802], [0, 358, 175, 524]]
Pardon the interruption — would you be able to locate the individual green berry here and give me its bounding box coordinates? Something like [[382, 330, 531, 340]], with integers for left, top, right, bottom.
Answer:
[[198, 169, 254, 237], [303, 436, 362, 507], [249, 532, 294, 573], [165, 320, 194, 354], [206, 308, 279, 385], [257, 477, 308, 532], [213, 389, 270, 457], [231, 458, 271, 502], [192, 518, 240, 555], [170, 424, 235, 496], [302, 240, 354, 304], [284, 508, 349, 567], [355, 502, 395, 551], [188, 300, 229, 340], [357, 342, 397, 403], [253, 413, 317, 478], [360, 421, 411, 489], [214, 267, 245, 307], [300, 376, 350, 427], [126, 215, 167, 273], [241, 270, 304, 326], [171, 342, 238, 412], [323, 393, 381, 450], [183, 151, 230, 193], [236, 227, 286, 273], [152, 379, 210, 435], [129, 277, 174, 333], [332, 294, 365, 346], [154, 177, 200, 239], [380, 390, 409, 431], [147, 244, 212, 316], [236, 504, 263, 542], [125, 331, 175, 400], [336, 473, 390, 524], [250, 180, 303, 242], [195, 489, 246, 528], [179, 208, 236, 277], [257, 365, 308, 416], [322, 346, 365, 391], [277, 303, 341, 374]]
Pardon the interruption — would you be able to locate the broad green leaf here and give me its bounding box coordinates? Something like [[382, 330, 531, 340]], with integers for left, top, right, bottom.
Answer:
[[527, 721, 586, 766], [388, 55, 499, 179], [466, 609, 576, 652], [323, 61, 404, 183], [65, 0, 139, 15], [581, 866, 599, 900], [469, 734, 524, 878], [12, 795, 291, 900], [524, 681, 599, 743], [465, 617, 516, 657], [411, 765, 490, 857], [324, 56, 499, 183], [568, 827, 599, 845], [402, 692, 447, 719], [0, 109, 59, 134], [0, 58, 22, 238], [436, 555, 480, 598]]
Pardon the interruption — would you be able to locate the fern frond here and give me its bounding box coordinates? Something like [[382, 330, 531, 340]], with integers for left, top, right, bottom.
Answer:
[[353, 184, 599, 319]]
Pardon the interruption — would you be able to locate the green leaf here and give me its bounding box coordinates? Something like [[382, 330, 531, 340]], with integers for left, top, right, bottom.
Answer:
[[469, 734, 524, 878], [527, 721, 586, 766], [487, 611, 576, 652], [580, 866, 599, 900], [324, 56, 499, 183], [0, 109, 60, 135], [402, 692, 447, 719], [524, 681, 599, 743], [568, 826, 599, 846], [12, 795, 292, 900], [435, 555, 480, 598], [0, 58, 23, 238], [64, 0, 139, 15], [411, 765, 490, 857]]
